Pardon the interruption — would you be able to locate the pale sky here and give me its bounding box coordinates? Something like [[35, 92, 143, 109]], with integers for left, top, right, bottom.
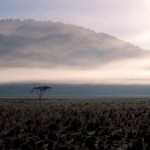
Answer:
[[1, 0, 150, 49]]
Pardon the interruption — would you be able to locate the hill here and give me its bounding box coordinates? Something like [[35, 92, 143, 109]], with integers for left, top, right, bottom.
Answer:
[[0, 19, 148, 68]]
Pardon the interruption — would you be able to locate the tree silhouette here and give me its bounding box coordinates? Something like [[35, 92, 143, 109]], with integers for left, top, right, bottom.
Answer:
[[31, 86, 51, 100]]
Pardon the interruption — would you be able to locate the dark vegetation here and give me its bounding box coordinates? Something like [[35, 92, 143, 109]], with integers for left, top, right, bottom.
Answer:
[[31, 86, 51, 100], [0, 98, 150, 149]]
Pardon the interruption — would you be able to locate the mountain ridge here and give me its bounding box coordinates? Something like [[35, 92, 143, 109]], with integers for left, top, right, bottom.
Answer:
[[0, 19, 148, 68]]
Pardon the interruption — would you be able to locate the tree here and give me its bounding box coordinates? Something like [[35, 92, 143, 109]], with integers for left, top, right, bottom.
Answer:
[[31, 86, 51, 100]]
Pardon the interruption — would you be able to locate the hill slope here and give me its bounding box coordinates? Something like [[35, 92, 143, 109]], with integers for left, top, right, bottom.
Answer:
[[0, 19, 148, 68]]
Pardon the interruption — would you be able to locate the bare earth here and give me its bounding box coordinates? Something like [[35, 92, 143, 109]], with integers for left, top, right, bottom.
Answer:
[[0, 98, 150, 150]]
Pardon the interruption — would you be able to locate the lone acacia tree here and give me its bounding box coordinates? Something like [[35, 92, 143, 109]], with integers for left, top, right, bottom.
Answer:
[[31, 86, 51, 100]]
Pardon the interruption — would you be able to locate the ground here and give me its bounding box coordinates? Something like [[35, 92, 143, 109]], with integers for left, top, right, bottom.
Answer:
[[0, 98, 150, 150]]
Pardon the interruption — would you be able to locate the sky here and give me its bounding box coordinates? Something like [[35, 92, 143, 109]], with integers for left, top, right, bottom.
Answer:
[[1, 0, 150, 85], [0, 0, 150, 50]]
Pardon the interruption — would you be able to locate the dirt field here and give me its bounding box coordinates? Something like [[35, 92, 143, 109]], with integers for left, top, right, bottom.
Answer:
[[0, 98, 150, 150]]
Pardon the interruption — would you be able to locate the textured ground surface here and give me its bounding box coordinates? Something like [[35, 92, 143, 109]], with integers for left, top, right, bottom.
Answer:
[[0, 98, 150, 150]]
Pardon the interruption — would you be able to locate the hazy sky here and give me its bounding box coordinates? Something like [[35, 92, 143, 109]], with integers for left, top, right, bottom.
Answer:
[[1, 0, 150, 85], [1, 0, 150, 49]]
